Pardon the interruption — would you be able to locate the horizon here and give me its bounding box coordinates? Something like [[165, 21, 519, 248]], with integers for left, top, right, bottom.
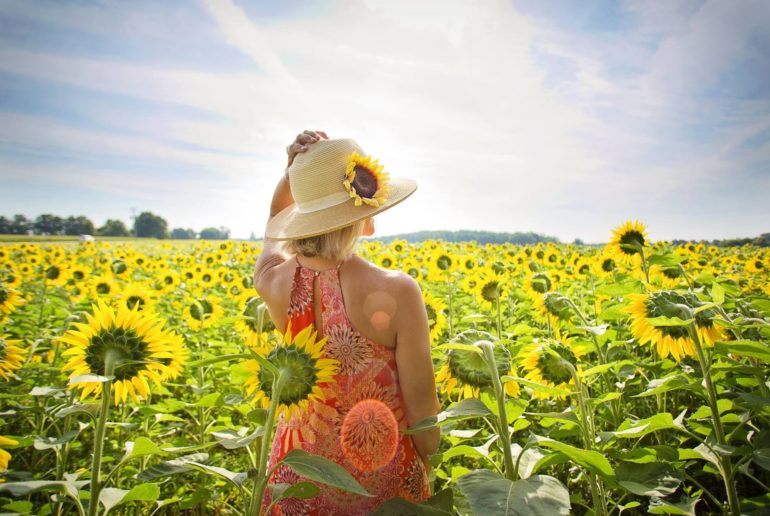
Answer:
[[1, 1, 769, 243]]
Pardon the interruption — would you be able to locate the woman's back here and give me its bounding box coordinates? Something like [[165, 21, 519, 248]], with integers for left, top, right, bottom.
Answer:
[[260, 255, 430, 514]]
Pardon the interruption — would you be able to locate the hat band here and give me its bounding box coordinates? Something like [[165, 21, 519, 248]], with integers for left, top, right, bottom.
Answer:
[[295, 191, 351, 214]]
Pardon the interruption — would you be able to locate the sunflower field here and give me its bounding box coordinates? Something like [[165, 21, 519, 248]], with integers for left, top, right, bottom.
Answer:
[[1, 221, 769, 515]]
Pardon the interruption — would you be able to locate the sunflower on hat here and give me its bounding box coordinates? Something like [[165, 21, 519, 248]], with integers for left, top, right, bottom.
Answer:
[[343, 152, 390, 207]]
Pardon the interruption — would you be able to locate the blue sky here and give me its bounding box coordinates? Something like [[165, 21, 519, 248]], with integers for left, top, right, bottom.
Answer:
[[1, 0, 769, 242]]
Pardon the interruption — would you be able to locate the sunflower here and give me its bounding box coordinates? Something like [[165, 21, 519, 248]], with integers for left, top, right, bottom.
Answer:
[[343, 151, 390, 207], [473, 268, 510, 312], [158, 270, 181, 292], [0, 335, 26, 381], [0, 283, 24, 318], [118, 282, 157, 312], [183, 295, 224, 331], [532, 292, 573, 326], [377, 252, 398, 270], [43, 260, 69, 287], [429, 248, 456, 278], [67, 265, 90, 285], [591, 252, 617, 277], [423, 291, 448, 343], [746, 256, 767, 275], [90, 273, 117, 300], [242, 323, 338, 419], [519, 336, 583, 400], [626, 290, 725, 361], [401, 258, 422, 280], [59, 301, 182, 405], [0, 435, 18, 472], [235, 296, 275, 351], [607, 220, 649, 261], [524, 272, 554, 300], [436, 340, 519, 400]]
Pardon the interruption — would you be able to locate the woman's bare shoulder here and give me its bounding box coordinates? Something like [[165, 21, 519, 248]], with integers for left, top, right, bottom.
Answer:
[[350, 255, 422, 301]]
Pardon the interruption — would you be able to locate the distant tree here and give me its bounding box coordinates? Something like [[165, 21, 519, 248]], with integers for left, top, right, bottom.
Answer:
[[133, 212, 168, 239], [0, 216, 10, 234], [171, 227, 196, 239], [9, 214, 31, 235], [34, 214, 65, 235], [573, 238, 585, 246], [199, 227, 230, 240], [64, 215, 95, 235], [755, 233, 770, 247], [249, 232, 258, 241], [97, 219, 130, 237]]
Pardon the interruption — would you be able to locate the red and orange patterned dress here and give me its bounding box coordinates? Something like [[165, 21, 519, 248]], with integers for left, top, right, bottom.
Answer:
[[263, 259, 430, 515]]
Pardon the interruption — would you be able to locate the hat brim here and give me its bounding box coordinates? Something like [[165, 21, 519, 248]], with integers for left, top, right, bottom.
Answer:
[[265, 178, 417, 240]]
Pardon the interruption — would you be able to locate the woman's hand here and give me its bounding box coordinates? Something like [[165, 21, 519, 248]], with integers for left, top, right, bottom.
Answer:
[[286, 130, 329, 170]]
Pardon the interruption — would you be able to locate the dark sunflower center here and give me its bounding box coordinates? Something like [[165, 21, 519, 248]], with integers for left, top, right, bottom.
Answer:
[[260, 345, 319, 405], [619, 231, 646, 255], [111, 260, 127, 274], [578, 264, 590, 275], [601, 258, 615, 272], [437, 255, 452, 270], [406, 267, 419, 278], [548, 254, 557, 263], [447, 345, 510, 388], [464, 259, 475, 270], [382, 258, 392, 268], [395, 244, 403, 252], [662, 267, 682, 279], [223, 272, 235, 282], [481, 281, 500, 302], [73, 270, 85, 281], [352, 166, 378, 198], [85, 327, 149, 381], [0, 286, 8, 305], [202, 273, 212, 283], [189, 299, 213, 321], [536, 250, 544, 259], [126, 296, 145, 310], [754, 260, 764, 270], [536, 342, 576, 385], [163, 275, 175, 285], [96, 282, 111, 295], [46, 265, 61, 280]]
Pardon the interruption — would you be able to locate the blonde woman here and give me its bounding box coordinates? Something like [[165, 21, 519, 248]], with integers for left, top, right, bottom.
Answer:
[[254, 130, 440, 514]]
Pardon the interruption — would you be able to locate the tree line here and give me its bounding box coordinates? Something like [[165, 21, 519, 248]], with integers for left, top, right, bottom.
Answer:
[[0, 212, 231, 240], [378, 229, 561, 245]]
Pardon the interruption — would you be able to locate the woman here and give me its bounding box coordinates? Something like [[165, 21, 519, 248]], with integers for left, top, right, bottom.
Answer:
[[254, 130, 441, 514]]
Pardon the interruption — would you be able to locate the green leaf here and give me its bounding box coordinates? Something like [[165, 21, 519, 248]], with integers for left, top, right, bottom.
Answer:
[[280, 449, 370, 497], [251, 352, 280, 376], [434, 343, 483, 354], [752, 449, 770, 471], [2, 500, 33, 513], [100, 484, 160, 514], [270, 482, 320, 502], [34, 430, 79, 450], [457, 469, 570, 515], [529, 435, 615, 479], [648, 495, 699, 515], [0, 480, 88, 497], [618, 446, 678, 464], [186, 462, 247, 491], [123, 437, 168, 461], [405, 398, 493, 434], [714, 340, 770, 363], [68, 374, 113, 384], [616, 462, 681, 497], [187, 353, 251, 369], [646, 316, 693, 327], [136, 453, 209, 482], [648, 253, 687, 266], [371, 497, 453, 515], [595, 280, 643, 296], [634, 375, 693, 398], [575, 324, 608, 336], [211, 428, 264, 450], [192, 392, 222, 408], [29, 386, 65, 396], [600, 413, 682, 442], [55, 403, 100, 420], [711, 283, 725, 305], [442, 445, 498, 470]]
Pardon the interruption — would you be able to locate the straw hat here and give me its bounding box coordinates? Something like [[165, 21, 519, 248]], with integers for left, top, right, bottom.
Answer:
[[266, 138, 417, 240]]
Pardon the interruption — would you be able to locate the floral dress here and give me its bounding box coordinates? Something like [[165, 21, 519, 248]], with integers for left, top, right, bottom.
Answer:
[[263, 259, 430, 515]]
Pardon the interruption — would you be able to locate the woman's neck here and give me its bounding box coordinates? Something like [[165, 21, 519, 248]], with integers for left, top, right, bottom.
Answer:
[[296, 254, 351, 271]]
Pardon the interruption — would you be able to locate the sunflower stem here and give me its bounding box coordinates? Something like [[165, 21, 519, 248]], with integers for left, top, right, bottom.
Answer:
[[250, 368, 289, 516], [687, 322, 741, 516], [495, 295, 502, 340], [87, 350, 117, 516], [639, 248, 650, 285], [478, 341, 515, 481]]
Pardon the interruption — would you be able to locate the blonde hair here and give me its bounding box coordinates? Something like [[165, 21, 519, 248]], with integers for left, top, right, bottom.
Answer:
[[283, 220, 366, 261]]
